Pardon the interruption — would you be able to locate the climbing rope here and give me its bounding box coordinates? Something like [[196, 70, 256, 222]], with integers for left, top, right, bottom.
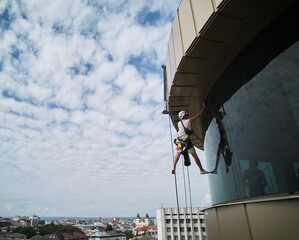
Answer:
[[168, 105, 193, 210], [187, 167, 193, 209], [167, 114, 180, 208], [181, 155, 188, 208]]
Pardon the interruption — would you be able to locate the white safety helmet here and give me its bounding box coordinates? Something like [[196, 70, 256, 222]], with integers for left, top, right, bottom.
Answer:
[[178, 111, 188, 120]]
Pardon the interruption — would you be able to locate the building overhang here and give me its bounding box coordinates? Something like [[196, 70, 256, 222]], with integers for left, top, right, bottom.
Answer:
[[165, 0, 293, 150]]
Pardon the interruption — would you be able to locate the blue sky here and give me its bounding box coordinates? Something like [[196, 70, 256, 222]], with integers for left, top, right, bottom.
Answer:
[[0, 0, 211, 218]]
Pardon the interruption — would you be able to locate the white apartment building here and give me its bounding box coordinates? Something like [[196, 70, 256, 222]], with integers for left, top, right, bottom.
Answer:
[[156, 208, 207, 240]]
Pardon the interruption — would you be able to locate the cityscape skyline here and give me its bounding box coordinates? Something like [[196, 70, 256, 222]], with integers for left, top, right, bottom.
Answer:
[[0, 0, 211, 218]]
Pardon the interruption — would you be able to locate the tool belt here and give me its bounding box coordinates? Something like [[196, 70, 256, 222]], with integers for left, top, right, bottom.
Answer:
[[174, 138, 193, 150]]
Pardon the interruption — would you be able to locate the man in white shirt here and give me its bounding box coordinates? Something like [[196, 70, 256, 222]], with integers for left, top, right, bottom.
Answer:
[[172, 102, 209, 175]]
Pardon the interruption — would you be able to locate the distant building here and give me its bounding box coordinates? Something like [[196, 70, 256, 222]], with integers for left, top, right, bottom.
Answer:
[[135, 213, 154, 228], [29, 214, 40, 228], [13, 216, 21, 222], [0, 232, 26, 240], [0, 222, 12, 228], [134, 213, 155, 237], [156, 208, 207, 240], [88, 231, 125, 240], [13, 222, 24, 227], [31, 232, 88, 240]]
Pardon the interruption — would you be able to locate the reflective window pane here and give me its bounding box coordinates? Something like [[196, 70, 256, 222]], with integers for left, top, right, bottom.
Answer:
[[205, 39, 299, 204]]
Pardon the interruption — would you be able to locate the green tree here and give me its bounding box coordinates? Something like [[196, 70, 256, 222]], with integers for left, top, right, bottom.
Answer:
[[13, 226, 37, 239], [38, 223, 83, 236], [124, 230, 133, 240], [105, 225, 113, 231]]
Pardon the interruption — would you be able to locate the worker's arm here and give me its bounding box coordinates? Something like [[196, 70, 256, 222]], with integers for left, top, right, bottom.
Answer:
[[189, 102, 205, 123]]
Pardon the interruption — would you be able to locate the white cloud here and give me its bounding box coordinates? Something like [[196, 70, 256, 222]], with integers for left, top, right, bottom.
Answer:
[[0, 0, 208, 218]]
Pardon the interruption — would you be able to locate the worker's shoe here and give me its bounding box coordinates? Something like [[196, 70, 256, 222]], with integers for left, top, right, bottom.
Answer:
[[200, 170, 209, 175], [171, 169, 175, 174], [210, 169, 217, 174]]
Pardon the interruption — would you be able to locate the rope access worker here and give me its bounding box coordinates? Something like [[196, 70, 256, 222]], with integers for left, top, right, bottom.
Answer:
[[172, 102, 209, 175]]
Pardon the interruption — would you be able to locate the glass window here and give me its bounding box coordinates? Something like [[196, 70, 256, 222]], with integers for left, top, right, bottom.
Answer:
[[167, 237, 171, 240], [181, 236, 185, 240], [187, 227, 191, 232], [166, 219, 171, 224], [193, 219, 198, 224], [186, 219, 190, 224], [174, 237, 178, 240], [204, 10, 299, 204], [179, 219, 184, 224], [167, 227, 171, 232], [174, 227, 177, 232], [173, 219, 177, 224], [194, 227, 198, 232], [180, 227, 185, 232], [188, 236, 192, 240]]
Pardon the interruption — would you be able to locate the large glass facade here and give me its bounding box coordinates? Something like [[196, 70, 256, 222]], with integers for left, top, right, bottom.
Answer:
[[204, 21, 299, 203]]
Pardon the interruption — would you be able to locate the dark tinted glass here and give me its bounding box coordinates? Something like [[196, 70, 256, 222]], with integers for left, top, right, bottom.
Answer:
[[205, 41, 299, 204]]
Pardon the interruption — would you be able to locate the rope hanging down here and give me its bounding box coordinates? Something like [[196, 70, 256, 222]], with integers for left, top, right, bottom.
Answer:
[[168, 104, 193, 209], [167, 114, 180, 208]]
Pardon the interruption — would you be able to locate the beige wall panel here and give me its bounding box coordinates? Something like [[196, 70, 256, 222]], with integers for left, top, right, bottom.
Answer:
[[172, 13, 184, 70], [170, 86, 194, 97], [178, 0, 197, 53], [203, 208, 220, 240], [217, 205, 251, 240], [246, 199, 299, 240], [214, 0, 223, 8], [174, 73, 200, 86], [169, 97, 190, 109], [191, 0, 214, 34], [168, 30, 176, 87], [165, 47, 172, 96]]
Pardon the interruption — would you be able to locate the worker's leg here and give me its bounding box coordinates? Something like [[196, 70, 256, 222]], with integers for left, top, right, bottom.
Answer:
[[191, 152, 203, 171], [191, 153, 208, 174], [172, 152, 181, 174], [210, 153, 221, 174]]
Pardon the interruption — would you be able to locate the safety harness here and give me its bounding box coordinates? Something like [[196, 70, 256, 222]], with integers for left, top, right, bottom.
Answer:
[[174, 120, 194, 166]]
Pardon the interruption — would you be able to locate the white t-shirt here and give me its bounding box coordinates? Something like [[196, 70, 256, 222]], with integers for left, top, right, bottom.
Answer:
[[177, 119, 191, 140]]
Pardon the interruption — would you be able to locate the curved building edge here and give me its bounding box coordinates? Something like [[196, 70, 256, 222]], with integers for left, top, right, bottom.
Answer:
[[164, 0, 299, 239]]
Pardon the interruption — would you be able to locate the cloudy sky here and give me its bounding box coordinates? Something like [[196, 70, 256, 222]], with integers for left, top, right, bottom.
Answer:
[[0, 0, 211, 218]]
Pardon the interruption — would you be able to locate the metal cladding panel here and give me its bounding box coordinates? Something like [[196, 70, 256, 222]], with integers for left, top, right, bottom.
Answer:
[[217, 205, 251, 240], [191, 0, 214, 34], [165, 46, 172, 95], [169, 96, 190, 109], [172, 13, 184, 71], [166, 0, 293, 149], [174, 72, 201, 86], [178, 0, 197, 53], [246, 199, 299, 240], [168, 30, 176, 87], [203, 208, 221, 240], [170, 85, 194, 97]]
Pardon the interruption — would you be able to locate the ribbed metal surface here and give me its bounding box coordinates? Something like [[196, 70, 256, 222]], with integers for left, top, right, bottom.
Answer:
[[166, 0, 292, 149]]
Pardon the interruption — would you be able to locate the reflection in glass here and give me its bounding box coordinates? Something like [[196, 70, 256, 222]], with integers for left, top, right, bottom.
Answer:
[[210, 109, 233, 174], [205, 41, 299, 204], [242, 160, 267, 197]]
